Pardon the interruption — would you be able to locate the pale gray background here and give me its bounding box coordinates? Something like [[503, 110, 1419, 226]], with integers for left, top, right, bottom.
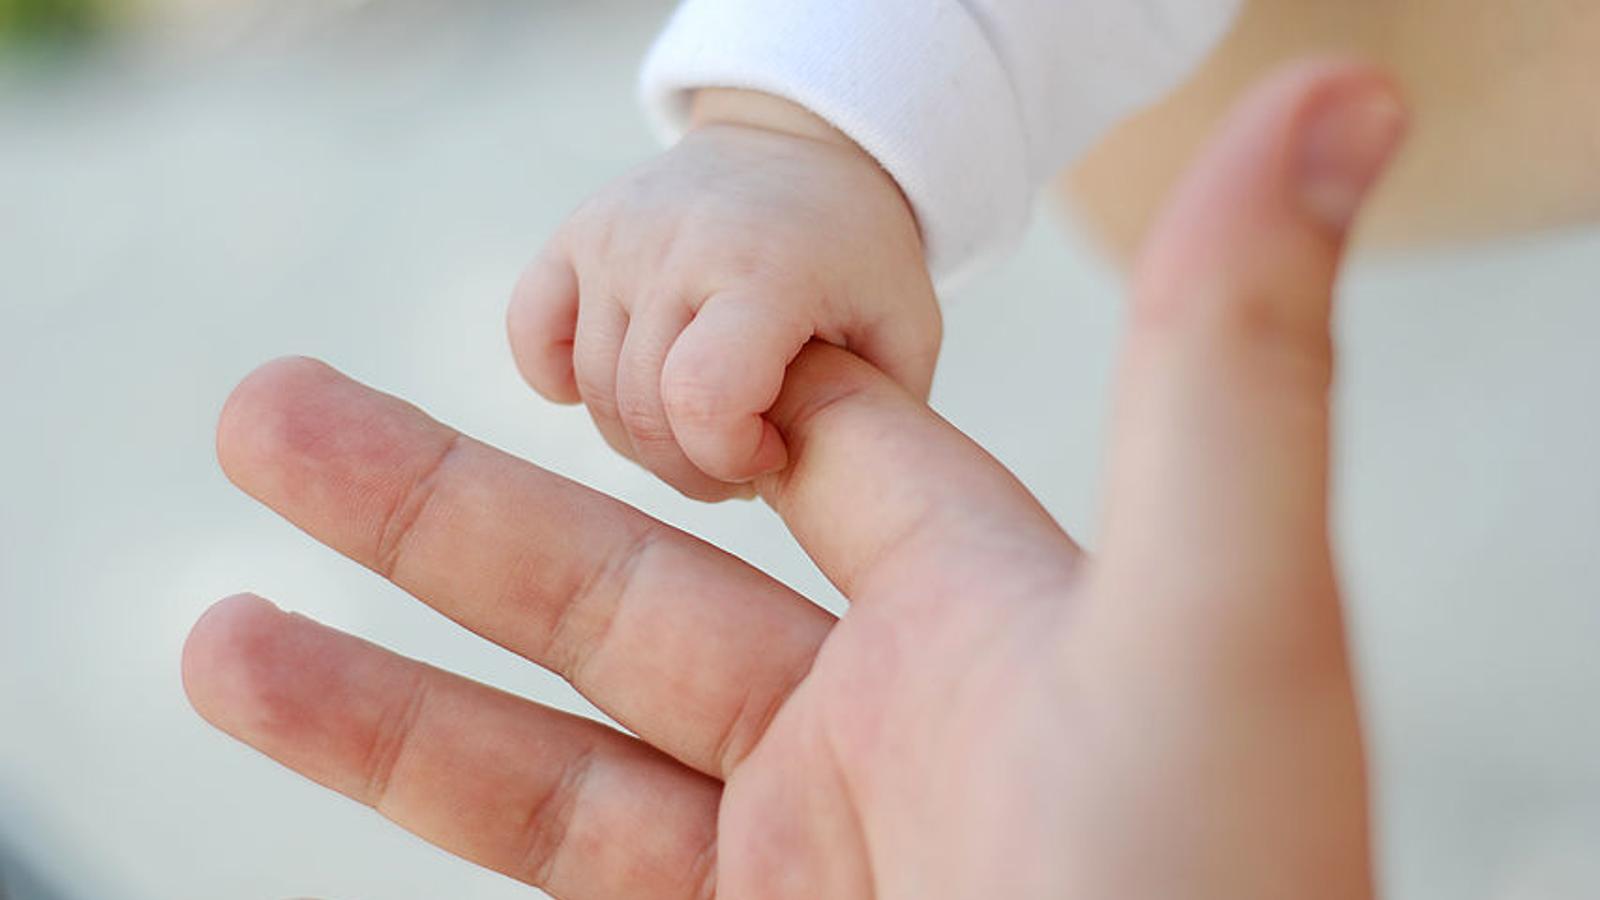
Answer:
[[1, 2, 1597, 898]]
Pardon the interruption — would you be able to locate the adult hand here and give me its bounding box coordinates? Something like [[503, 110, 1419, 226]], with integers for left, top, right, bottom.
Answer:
[[183, 61, 1406, 899]]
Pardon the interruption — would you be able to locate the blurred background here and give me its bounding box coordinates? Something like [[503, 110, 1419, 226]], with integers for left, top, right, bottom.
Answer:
[[0, 1, 1597, 898]]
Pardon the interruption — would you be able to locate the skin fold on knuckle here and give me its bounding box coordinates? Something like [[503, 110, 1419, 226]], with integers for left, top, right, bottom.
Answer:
[[572, 361, 621, 418], [661, 359, 739, 430], [615, 390, 675, 447], [1130, 270, 1335, 398]]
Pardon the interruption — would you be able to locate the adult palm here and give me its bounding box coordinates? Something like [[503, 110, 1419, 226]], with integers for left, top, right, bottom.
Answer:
[[184, 62, 1403, 899]]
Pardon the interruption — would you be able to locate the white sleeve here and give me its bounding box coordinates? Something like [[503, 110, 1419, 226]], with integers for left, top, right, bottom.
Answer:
[[640, 0, 1240, 285]]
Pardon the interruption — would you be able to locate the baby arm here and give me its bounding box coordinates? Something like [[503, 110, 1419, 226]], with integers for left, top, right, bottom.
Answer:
[[509, 0, 1241, 501]]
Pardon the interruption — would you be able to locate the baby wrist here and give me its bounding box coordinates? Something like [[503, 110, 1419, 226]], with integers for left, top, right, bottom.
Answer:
[[688, 88, 863, 154]]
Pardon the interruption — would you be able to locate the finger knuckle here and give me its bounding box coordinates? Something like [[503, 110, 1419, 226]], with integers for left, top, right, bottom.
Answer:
[[616, 391, 673, 446], [1133, 278, 1333, 391], [667, 228, 813, 292], [573, 370, 618, 419], [516, 747, 598, 887], [565, 191, 621, 243], [661, 365, 730, 428], [507, 320, 570, 391], [361, 674, 429, 810]]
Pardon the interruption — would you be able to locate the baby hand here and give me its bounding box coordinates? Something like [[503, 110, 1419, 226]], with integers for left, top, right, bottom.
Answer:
[[508, 89, 940, 500]]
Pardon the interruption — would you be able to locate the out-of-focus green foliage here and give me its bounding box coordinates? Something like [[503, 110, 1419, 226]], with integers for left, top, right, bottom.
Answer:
[[0, 0, 118, 44]]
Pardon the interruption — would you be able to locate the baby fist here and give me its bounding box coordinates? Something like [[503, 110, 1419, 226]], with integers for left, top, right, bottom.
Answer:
[[508, 90, 941, 500]]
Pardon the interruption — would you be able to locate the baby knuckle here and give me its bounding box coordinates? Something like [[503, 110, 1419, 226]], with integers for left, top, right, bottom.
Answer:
[[572, 374, 617, 418], [668, 228, 807, 287], [661, 369, 731, 426], [566, 198, 628, 259], [727, 246, 812, 289], [616, 394, 672, 444], [565, 188, 617, 230], [1138, 275, 1330, 362]]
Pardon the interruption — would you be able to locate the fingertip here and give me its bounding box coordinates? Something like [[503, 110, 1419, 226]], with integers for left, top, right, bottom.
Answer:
[[1129, 60, 1406, 341], [181, 592, 288, 725], [508, 252, 582, 404], [217, 356, 432, 511], [180, 595, 403, 802], [668, 413, 789, 485], [216, 356, 341, 487], [747, 419, 789, 478], [695, 418, 789, 485], [1141, 60, 1405, 268], [664, 474, 756, 504], [1293, 72, 1408, 234], [520, 347, 582, 406]]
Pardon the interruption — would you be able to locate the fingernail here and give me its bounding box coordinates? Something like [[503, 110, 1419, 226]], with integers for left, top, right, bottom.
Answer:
[[1297, 84, 1408, 232]]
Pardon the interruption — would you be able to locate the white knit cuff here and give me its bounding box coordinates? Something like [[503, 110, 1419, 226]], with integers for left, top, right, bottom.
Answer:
[[640, 0, 1033, 286]]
